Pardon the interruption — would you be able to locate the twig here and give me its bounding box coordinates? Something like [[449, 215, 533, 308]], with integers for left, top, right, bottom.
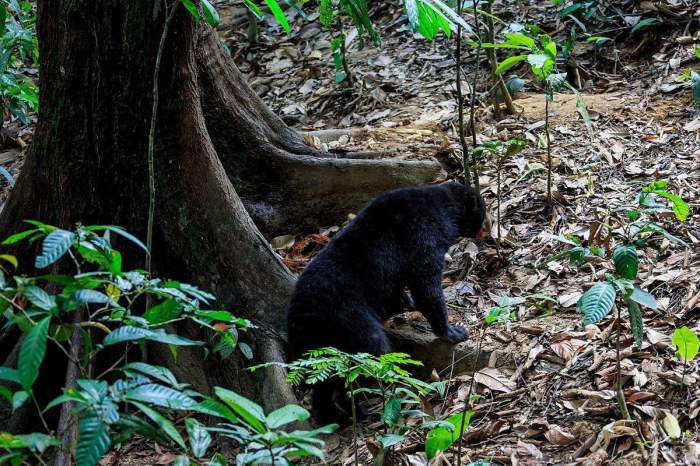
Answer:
[[455, 0, 471, 188], [615, 313, 631, 420], [456, 325, 486, 466]]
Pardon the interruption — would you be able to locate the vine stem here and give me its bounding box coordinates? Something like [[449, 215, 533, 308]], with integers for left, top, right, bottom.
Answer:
[[545, 84, 552, 205], [351, 387, 358, 466], [468, 0, 481, 191], [456, 325, 486, 466], [146, 0, 178, 274], [615, 309, 631, 420], [455, 0, 471, 188]]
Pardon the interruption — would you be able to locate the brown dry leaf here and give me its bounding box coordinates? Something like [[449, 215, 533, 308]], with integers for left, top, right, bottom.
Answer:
[[545, 425, 576, 445], [686, 443, 700, 466], [474, 367, 516, 393], [551, 338, 587, 361], [517, 440, 544, 460], [581, 448, 608, 466], [590, 420, 637, 451]]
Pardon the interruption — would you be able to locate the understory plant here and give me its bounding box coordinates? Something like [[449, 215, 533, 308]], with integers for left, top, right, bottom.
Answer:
[[575, 181, 689, 418], [0, 222, 334, 465], [0, 0, 38, 124], [258, 348, 450, 466], [474, 138, 527, 253]]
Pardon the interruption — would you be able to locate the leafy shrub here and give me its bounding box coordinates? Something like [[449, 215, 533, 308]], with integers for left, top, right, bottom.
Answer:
[[0, 222, 334, 465], [0, 0, 38, 124]]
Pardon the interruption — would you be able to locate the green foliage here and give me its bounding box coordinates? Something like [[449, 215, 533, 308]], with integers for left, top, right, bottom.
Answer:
[[255, 347, 443, 455], [628, 300, 643, 348], [578, 282, 615, 325], [181, 0, 220, 28], [541, 233, 605, 267], [480, 31, 557, 83], [0, 0, 38, 124], [425, 411, 473, 459], [612, 245, 638, 280], [630, 17, 657, 34], [672, 327, 700, 363], [0, 224, 338, 466]]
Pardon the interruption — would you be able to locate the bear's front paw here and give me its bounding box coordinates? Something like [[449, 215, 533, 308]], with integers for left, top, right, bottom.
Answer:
[[439, 324, 468, 343]]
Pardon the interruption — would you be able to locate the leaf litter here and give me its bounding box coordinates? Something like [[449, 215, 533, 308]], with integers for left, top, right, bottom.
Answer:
[[218, 1, 700, 464]]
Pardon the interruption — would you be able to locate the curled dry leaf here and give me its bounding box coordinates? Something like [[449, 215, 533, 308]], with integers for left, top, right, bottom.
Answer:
[[517, 440, 544, 460], [590, 420, 637, 452], [474, 367, 516, 393], [545, 425, 576, 446]]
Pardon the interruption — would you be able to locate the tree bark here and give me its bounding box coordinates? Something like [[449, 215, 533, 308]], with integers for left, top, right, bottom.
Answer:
[[195, 27, 443, 236], [0, 0, 447, 436]]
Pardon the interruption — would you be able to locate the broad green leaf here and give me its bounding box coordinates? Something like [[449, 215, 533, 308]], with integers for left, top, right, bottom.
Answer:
[[35, 229, 75, 269], [383, 396, 402, 428], [495, 54, 528, 75], [628, 301, 643, 348], [193, 399, 238, 422], [631, 17, 657, 34], [377, 434, 406, 448], [201, 0, 219, 27], [143, 299, 182, 324], [319, 0, 333, 26], [102, 326, 203, 347], [130, 401, 186, 449], [84, 226, 148, 253], [242, 0, 262, 19], [12, 433, 57, 453], [2, 228, 41, 245], [654, 191, 689, 221], [629, 287, 657, 310], [578, 282, 616, 325], [672, 326, 700, 363], [266, 404, 310, 429], [181, 0, 200, 24], [504, 32, 535, 50], [0, 367, 20, 384], [613, 245, 638, 280], [18, 317, 50, 391], [125, 384, 196, 410], [426, 411, 473, 459], [76, 415, 111, 466], [264, 0, 290, 33], [74, 289, 117, 306], [215, 387, 266, 433], [24, 286, 54, 311], [12, 391, 28, 411], [527, 53, 553, 81], [541, 34, 557, 59], [185, 418, 212, 458], [122, 362, 179, 387]]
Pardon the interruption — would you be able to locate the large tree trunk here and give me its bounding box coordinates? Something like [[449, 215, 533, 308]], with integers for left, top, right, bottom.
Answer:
[[0, 0, 445, 437]]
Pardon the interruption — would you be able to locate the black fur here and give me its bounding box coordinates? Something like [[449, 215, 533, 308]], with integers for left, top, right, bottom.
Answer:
[[286, 182, 487, 424]]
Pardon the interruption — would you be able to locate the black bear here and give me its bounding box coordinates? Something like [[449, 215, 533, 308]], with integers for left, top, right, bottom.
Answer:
[[286, 181, 489, 424]]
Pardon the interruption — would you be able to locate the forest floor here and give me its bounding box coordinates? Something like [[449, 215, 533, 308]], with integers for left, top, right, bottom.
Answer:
[[213, 1, 700, 465], [2, 1, 699, 465]]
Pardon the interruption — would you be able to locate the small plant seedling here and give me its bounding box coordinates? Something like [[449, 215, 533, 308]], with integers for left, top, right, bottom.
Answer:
[[672, 326, 700, 387], [475, 138, 527, 254], [575, 182, 689, 419]]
